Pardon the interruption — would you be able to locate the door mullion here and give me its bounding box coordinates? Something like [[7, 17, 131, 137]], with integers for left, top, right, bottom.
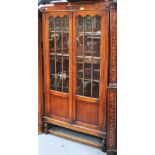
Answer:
[[69, 12, 74, 123], [72, 12, 77, 123]]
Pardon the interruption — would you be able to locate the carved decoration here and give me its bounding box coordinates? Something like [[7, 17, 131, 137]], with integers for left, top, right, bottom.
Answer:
[[110, 9, 117, 83], [107, 9, 117, 154], [107, 89, 117, 149]]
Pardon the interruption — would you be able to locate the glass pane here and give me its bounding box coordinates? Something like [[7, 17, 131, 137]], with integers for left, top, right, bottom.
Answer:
[[56, 32, 62, 49], [63, 77, 69, 93], [50, 74, 55, 89], [93, 64, 100, 81], [49, 32, 54, 50], [84, 16, 93, 57], [57, 78, 62, 91], [63, 16, 69, 93], [77, 63, 83, 96], [92, 81, 99, 98], [84, 80, 91, 97], [49, 15, 69, 93], [63, 16, 69, 49], [56, 49, 62, 55], [76, 79, 83, 96], [63, 32, 69, 49], [63, 16, 69, 32], [76, 16, 84, 57], [49, 17, 54, 31], [84, 63, 91, 80], [84, 16, 92, 32], [63, 58, 69, 77], [49, 17, 54, 50], [76, 15, 101, 98], [55, 17, 61, 31], [94, 16, 101, 32], [93, 16, 101, 57], [56, 56, 62, 74], [63, 49, 69, 55], [50, 57, 55, 75], [77, 63, 83, 79], [56, 56, 62, 91]]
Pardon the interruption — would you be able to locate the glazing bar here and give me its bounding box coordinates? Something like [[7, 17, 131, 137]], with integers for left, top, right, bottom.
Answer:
[[54, 18, 57, 90], [91, 17, 94, 97], [83, 17, 85, 96], [61, 18, 64, 92]]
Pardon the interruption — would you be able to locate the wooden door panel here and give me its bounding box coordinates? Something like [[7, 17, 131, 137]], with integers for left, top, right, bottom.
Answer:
[[75, 100, 99, 126], [72, 10, 108, 130], [43, 11, 73, 123], [50, 95, 69, 119]]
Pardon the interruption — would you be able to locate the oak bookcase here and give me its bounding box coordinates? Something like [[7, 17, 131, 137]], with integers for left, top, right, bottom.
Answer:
[[38, 1, 117, 155]]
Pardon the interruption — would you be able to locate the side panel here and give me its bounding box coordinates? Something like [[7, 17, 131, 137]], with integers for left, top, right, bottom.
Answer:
[[107, 8, 117, 155], [38, 12, 44, 134], [107, 89, 117, 155], [109, 8, 117, 83]]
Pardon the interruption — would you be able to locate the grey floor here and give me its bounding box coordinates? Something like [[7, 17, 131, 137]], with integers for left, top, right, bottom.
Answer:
[[38, 134, 107, 155]]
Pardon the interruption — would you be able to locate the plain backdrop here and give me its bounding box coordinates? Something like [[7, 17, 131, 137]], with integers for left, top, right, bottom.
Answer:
[[0, 0, 155, 155]]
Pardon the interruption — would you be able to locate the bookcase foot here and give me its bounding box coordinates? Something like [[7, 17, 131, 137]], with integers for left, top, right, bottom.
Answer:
[[44, 123, 48, 134]]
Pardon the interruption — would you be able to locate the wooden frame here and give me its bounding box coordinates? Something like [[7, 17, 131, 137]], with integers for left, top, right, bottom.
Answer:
[[72, 10, 108, 131], [38, 1, 117, 155], [43, 11, 73, 121]]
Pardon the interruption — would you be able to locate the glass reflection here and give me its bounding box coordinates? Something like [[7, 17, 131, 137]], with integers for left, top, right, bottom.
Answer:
[[76, 15, 101, 98], [49, 16, 69, 93]]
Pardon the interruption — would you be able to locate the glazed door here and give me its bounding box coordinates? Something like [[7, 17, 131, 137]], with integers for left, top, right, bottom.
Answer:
[[72, 11, 108, 131], [44, 12, 73, 123], [44, 10, 108, 131]]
